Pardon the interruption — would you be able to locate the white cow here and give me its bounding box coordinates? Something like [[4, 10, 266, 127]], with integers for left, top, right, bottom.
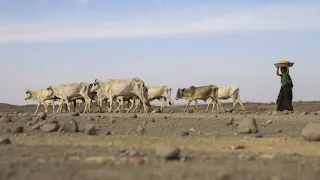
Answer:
[[133, 85, 175, 112], [24, 88, 55, 114], [48, 82, 92, 113], [88, 83, 109, 113], [210, 85, 244, 112], [90, 77, 149, 113]]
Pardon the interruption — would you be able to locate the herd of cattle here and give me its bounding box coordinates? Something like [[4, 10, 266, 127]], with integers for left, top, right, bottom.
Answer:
[[24, 77, 245, 114]]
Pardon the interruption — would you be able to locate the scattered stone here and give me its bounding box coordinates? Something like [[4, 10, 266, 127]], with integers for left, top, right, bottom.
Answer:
[[0, 116, 12, 123], [130, 114, 138, 118], [137, 126, 145, 133], [272, 110, 278, 115], [254, 133, 264, 138], [41, 123, 59, 132], [86, 117, 95, 121], [281, 110, 292, 115], [259, 153, 275, 159], [27, 117, 42, 126], [109, 118, 116, 124], [104, 130, 112, 135], [189, 127, 196, 132], [155, 145, 180, 160], [151, 118, 155, 122], [276, 129, 283, 133], [37, 112, 47, 120], [0, 137, 11, 144], [3, 128, 11, 133], [300, 111, 308, 116], [317, 111, 320, 115], [237, 118, 259, 134], [186, 109, 194, 113], [12, 126, 24, 134], [301, 123, 320, 141], [71, 112, 80, 116], [230, 145, 245, 150], [128, 150, 139, 157], [177, 131, 189, 137], [84, 124, 96, 135], [266, 120, 273, 124], [60, 119, 79, 132], [163, 116, 168, 119], [225, 117, 234, 126]]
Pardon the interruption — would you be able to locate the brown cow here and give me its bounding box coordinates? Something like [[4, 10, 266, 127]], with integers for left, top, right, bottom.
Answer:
[[175, 85, 218, 113]]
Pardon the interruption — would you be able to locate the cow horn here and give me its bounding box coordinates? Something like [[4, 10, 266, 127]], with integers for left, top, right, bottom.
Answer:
[[94, 79, 98, 82], [26, 90, 30, 93]]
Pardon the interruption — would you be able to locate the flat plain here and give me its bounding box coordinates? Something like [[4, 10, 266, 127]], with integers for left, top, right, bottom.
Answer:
[[1, 102, 320, 180]]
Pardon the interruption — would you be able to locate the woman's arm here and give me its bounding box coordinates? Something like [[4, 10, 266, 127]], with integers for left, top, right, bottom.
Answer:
[[276, 67, 280, 76]]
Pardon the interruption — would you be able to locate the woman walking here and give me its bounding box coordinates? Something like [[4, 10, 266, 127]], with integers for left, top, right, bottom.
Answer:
[[276, 62, 294, 112]]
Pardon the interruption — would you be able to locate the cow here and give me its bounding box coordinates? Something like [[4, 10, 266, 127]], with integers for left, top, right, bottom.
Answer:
[[24, 88, 55, 114], [90, 77, 149, 113], [88, 83, 109, 113], [175, 85, 219, 113], [209, 85, 244, 112], [131, 85, 175, 113], [47, 82, 92, 113]]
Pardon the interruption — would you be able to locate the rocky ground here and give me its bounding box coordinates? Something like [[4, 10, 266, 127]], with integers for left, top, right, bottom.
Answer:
[[1, 102, 320, 180]]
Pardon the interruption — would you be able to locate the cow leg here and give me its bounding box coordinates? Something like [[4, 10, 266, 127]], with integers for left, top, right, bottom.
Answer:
[[132, 99, 140, 113], [51, 101, 55, 113], [159, 98, 166, 112], [57, 100, 64, 113], [34, 102, 41, 114], [211, 98, 217, 112], [42, 100, 49, 113], [184, 100, 192, 112], [107, 96, 113, 113], [73, 100, 77, 112], [206, 98, 213, 113], [216, 99, 222, 112], [238, 99, 245, 111], [194, 100, 201, 112], [126, 99, 135, 113], [167, 97, 175, 112]]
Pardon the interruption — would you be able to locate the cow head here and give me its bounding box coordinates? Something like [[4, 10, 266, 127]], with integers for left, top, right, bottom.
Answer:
[[175, 88, 185, 100], [90, 79, 100, 92], [24, 90, 31, 100]]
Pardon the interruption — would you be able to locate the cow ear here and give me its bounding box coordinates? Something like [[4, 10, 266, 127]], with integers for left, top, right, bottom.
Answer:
[[94, 79, 98, 82], [26, 90, 30, 93], [182, 88, 185, 91]]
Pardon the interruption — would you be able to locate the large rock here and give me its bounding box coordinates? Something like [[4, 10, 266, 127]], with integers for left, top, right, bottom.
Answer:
[[59, 119, 79, 132], [37, 112, 47, 120], [301, 123, 320, 141], [0, 137, 11, 144], [41, 123, 59, 132], [84, 124, 96, 135], [0, 116, 12, 123], [154, 145, 180, 160], [12, 126, 24, 134], [237, 118, 259, 134]]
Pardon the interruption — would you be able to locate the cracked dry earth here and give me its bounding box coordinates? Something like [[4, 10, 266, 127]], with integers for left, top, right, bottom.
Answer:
[[1, 102, 320, 180]]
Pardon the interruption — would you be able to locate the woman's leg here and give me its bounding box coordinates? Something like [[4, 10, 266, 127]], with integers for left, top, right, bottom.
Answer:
[[282, 85, 293, 111], [276, 87, 284, 111]]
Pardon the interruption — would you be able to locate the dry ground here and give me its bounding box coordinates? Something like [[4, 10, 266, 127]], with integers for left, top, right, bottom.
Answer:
[[1, 102, 320, 180]]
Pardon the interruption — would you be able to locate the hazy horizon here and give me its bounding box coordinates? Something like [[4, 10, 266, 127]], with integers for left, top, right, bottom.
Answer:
[[0, 0, 320, 106]]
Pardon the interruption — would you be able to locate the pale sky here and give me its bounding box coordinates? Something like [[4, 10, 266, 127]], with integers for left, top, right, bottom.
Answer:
[[0, 0, 319, 105]]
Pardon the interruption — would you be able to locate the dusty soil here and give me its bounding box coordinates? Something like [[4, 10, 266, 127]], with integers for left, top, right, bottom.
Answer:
[[1, 102, 320, 180]]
